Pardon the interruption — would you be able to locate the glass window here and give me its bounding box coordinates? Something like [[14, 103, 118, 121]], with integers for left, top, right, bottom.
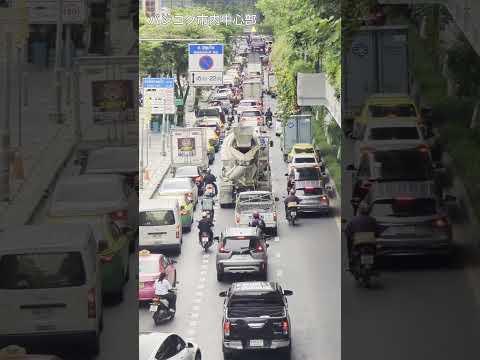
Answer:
[[139, 258, 159, 274], [175, 167, 199, 178], [370, 198, 437, 217], [0, 252, 86, 289], [140, 210, 175, 226], [160, 179, 191, 191], [295, 167, 321, 181], [369, 127, 420, 140], [368, 104, 417, 117], [197, 109, 219, 117], [241, 111, 261, 117], [294, 157, 316, 164], [223, 237, 259, 251], [374, 150, 432, 180]]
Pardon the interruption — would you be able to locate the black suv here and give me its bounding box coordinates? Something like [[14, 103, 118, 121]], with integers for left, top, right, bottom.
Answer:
[[219, 281, 293, 359]]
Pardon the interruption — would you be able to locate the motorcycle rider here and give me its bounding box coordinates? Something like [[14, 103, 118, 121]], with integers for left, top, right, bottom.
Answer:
[[154, 272, 176, 313], [249, 211, 266, 234], [203, 168, 218, 195], [197, 211, 214, 245], [265, 108, 273, 126], [344, 201, 378, 269], [201, 185, 215, 219], [284, 189, 301, 219]]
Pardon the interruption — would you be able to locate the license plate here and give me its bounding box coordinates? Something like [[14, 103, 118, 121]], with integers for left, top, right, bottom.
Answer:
[[149, 305, 158, 312], [290, 211, 296, 216], [139, 282, 144, 289], [249, 339, 264, 347], [361, 255, 374, 265]]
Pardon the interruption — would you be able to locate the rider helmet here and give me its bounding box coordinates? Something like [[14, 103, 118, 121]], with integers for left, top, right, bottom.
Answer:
[[252, 211, 260, 219], [201, 211, 208, 218]]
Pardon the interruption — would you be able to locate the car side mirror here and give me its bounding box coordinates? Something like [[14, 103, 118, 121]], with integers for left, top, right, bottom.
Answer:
[[219, 291, 227, 297], [187, 342, 194, 348], [275, 197, 279, 201], [283, 290, 293, 296], [346, 164, 356, 171], [266, 244, 270, 248], [270, 140, 274, 147]]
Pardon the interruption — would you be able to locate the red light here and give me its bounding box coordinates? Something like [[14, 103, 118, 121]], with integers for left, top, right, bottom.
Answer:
[[256, 245, 264, 252], [224, 321, 231, 336], [433, 218, 448, 227], [418, 145, 429, 153], [282, 319, 289, 335], [100, 255, 113, 263], [219, 246, 228, 253], [110, 210, 128, 221], [88, 288, 96, 318]]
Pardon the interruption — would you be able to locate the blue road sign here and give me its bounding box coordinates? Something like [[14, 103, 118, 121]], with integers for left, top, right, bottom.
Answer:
[[143, 78, 175, 88], [199, 55, 214, 70], [188, 44, 224, 55]]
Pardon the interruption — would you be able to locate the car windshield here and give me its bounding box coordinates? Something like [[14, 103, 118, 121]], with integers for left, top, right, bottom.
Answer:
[[0, 252, 86, 289], [197, 109, 219, 117], [294, 157, 316, 164], [140, 210, 175, 226], [160, 179, 190, 191], [295, 148, 314, 154], [55, 181, 124, 202], [370, 198, 437, 217], [139, 258, 159, 274], [223, 237, 258, 251], [369, 127, 420, 140], [295, 167, 321, 181], [375, 150, 432, 180], [242, 111, 261, 117], [175, 167, 199, 178], [369, 104, 417, 117]]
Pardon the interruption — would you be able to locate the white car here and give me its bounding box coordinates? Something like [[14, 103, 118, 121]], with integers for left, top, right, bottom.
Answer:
[[288, 153, 320, 173], [158, 178, 199, 206], [139, 332, 201, 360], [234, 191, 279, 235], [353, 118, 427, 167], [236, 99, 261, 114], [239, 109, 264, 127]]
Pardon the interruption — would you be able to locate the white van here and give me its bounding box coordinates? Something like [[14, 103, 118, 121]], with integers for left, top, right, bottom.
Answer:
[[0, 224, 102, 356], [139, 199, 183, 254]]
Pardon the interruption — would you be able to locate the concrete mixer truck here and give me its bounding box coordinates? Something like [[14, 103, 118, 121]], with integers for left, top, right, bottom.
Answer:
[[219, 126, 272, 207]]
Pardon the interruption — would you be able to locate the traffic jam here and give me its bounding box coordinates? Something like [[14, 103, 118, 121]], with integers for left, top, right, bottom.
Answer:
[[139, 32, 339, 360]]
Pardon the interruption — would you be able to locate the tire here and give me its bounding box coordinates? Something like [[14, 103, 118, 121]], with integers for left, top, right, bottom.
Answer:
[[260, 270, 268, 281], [217, 271, 224, 282], [195, 351, 202, 360], [279, 345, 292, 360], [176, 244, 182, 255], [272, 227, 278, 236], [87, 333, 101, 356]]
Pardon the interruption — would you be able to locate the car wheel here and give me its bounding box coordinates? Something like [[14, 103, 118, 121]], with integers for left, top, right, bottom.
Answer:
[[280, 345, 292, 360], [217, 271, 224, 282], [223, 352, 233, 360], [87, 333, 101, 356], [195, 351, 202, 360]]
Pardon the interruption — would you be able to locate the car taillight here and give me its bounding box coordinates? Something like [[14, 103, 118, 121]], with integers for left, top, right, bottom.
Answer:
[[360, 145, 375, 153], [176, 224, 180, 239], [219, 246, 229, 253], [224, 321, 231, 336], [320, 196, 329, 204], [110, 210, 128, 221], [418, 144, 430, 152], [256, 245, 264, 252], [88, 288, 96, 318], [433, 217, 448, 228], [282, 319, 289, 335], [100, 255, 113, 263]]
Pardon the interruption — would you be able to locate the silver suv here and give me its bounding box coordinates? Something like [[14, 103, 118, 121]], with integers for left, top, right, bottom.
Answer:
[[215, 227, 269, 282]]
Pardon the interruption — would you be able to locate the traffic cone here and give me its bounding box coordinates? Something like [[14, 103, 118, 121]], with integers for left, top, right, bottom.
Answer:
[[143, 168, 150, 182]]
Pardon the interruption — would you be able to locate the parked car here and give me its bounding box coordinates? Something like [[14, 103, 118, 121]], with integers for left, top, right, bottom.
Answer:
[[139, 332, 201, 360], [0, 224, 103, 356], [234, 191, 279, 235], [239, 109, 264, 127], [138, 250, 177, 303], [215, 227, 269, 281], [288, 153, 321, 173], [174, 165, 205, 194], [219, 281, 293, 359]]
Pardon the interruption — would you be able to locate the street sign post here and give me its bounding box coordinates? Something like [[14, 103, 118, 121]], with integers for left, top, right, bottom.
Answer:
[[143, 78, 175, 115], [188, 43, 224, 86]]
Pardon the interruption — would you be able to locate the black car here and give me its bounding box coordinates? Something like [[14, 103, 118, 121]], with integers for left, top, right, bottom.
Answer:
[[219, 281, 293, 360]]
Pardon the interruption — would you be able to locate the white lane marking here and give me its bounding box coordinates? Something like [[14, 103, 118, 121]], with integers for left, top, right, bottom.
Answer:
[[202, 259, 209, 264], [189, 321, 198, 327], [195, 291, 203, 297], [201, 264, 208, 269], [192, 305, 200, 311], [274, 236, 280, 242], [199, 277, 206, 282], [200, 270, 207, 275], [202, 254, 210, 258], [197, 284, 205, 289], [191, 312, 200, 319], [275, 252, 281, 258], [193, 298, 202, 303], [276, 269, 283, 278], [187, 329, 196, 336]]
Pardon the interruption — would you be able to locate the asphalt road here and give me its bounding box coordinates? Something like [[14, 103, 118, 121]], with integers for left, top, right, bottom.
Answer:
[[138, 95, 341, 359], [341, 134, 480, 360]]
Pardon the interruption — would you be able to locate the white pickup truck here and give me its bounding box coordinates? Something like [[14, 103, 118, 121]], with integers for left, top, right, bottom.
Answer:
[[234, 191, 279, 235]]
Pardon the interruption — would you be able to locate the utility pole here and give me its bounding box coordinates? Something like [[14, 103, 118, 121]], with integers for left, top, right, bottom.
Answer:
[[54, 0, 64, 124]]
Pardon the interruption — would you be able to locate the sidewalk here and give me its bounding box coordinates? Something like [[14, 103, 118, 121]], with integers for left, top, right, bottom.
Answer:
[[0, 68, 76, 227]]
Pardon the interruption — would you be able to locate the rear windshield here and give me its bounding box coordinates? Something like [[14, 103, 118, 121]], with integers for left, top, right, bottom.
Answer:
[[295, 148, 314, 154], [242, 111, 261, 117], [0, 252, 86, 289], [160, 179, 191, 191], [223, 237, 259, 251], [369, 127, 420, 140], [375, 150, 432, 180], [197, 109, 219, 117], [295, 167, 321, 181], [294, 157, 316, 164], [371, 199, 437, 217], [369, 104, 417, 117], [139, 258, 158, 274], [175, 167, 199, 178], [55, 182, 124, 202], [240, 101, 257, 106], [237, 203, 273, 212], [140, 210, 175, 226]]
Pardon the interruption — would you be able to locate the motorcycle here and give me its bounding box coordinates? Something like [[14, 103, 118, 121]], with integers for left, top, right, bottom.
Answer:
[[199, 232, 213, 252], [348, 232, 378, 288], [150, 289, 177, 325], [287, 202, 298, 225]]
